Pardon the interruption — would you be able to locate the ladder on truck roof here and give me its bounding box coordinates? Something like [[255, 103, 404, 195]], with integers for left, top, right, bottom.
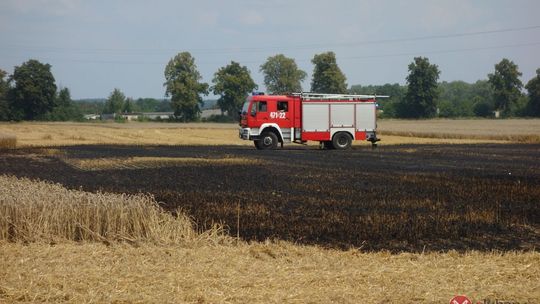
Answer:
[[290, 92, 389, 100]]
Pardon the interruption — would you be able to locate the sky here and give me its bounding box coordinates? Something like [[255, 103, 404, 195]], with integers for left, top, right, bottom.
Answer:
[[1, 0, 539, 99]]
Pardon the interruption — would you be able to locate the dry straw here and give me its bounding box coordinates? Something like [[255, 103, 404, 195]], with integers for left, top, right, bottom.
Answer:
[[64, 156, 261, 171], [379, 130, 540, 143], [0, 133, 16, 149], [0, 175, 229, 245], [1, 177, 539, 303], [1, 238, 539, 303]]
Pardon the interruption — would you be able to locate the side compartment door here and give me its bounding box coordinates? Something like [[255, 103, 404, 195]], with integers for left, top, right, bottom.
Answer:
[[330, 103, 354, 128], [302, 102, 330, 132], [301, 102, 331, 141], [355, 102, 376, 131]]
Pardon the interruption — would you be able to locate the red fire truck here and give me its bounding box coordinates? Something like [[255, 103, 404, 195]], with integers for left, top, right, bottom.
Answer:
[[239, 92, 385, 150]]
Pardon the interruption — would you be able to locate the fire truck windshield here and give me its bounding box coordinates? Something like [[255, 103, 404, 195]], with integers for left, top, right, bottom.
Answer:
[[241, 101, 249, 114]]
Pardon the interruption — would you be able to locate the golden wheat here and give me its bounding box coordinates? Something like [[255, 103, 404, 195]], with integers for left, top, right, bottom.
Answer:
[[63, 156, 263, 171], [378, 119, 540, 143], [0, 133, 16, 149], [379, 130, 540, 143], [0, 122, 250, 147], [0, 175, 229, 245], [4, 119, 540, 148]]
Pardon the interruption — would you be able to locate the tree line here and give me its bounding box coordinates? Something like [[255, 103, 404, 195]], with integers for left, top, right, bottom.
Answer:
[[0, 60, 83, 121], [1, 54, 539, 121], [163, 52, 540, 119]]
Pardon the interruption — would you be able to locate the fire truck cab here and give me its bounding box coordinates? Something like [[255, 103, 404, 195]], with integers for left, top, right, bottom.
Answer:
[[239, 92, 384, 150]]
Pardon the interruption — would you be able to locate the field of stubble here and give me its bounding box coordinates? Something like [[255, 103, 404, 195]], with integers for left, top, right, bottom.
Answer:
[[1, 120, 539, 303], [1, 143, 538, 252]]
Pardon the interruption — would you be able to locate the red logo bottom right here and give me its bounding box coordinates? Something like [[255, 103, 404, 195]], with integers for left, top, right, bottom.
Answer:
[[450, 295, 472, 304]]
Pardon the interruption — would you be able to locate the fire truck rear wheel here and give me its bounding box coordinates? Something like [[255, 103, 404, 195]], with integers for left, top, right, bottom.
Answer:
[[259, 132, 278, 150], [332, 132, 352, 150]]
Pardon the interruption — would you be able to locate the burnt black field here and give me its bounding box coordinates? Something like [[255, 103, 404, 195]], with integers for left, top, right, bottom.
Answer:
[[1, 144, 539, 252]]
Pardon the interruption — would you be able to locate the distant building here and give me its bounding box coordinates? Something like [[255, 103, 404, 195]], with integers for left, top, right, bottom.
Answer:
[[121, 113, 139, 121], [96, 110, 223, 121], [97, 112, 174, 121], [201, 109, 223, 118], [139, 112, 173, 120], [84, 114, 100, 120], [100, 113, 116, 120]]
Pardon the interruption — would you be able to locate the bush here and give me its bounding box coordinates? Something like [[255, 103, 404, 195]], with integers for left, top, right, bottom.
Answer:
[[378, 101, 398, 118], [114, 115, 127, 123], [201, 114, 235, 123], [136, 115, 150, 122], [438, 100, 457, 118], [473, 101, 493, 117], [509, 95, 529, 117]]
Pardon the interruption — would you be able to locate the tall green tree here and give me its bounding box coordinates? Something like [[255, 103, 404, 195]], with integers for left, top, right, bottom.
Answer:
[[260, 54, 306, 94], [45, 87, 83, 121], [525, 68, 540, 117], [0, 69, 9, 120], [75, 100, 106, 115], [164, 52, 209, 121], [212, 61, 257, 119], [310, 51, 347, 93], [56, 87, 72, 108], [123, 97, 134, 113], [349, 83, 406, 118], [104, 88, 126, 114], [402, 57, 440, 118], [438, 81, 475, 117], [156, 100, 172, 112], [135, 98, 159, 112], [8, 59, 57, 120], [488, 58, 523, 116]]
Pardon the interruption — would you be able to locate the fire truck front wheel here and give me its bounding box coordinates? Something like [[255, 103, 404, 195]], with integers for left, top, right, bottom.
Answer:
[[332, 132, 352, 150], [254, 140, 262, 149], [257, 132, 279, 150]]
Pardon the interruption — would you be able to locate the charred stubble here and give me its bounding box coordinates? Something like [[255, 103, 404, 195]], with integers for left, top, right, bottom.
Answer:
[[1, 144, 538, 252]]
